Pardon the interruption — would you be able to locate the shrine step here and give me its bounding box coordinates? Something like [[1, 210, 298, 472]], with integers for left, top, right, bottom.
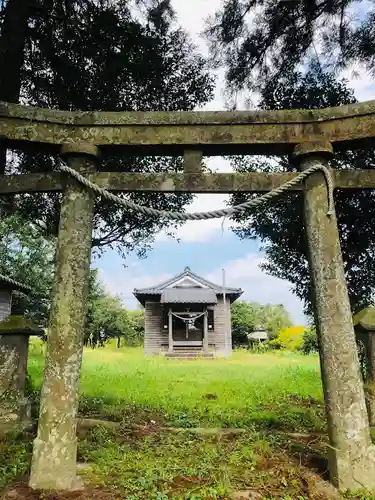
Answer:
[[165, 352, 214, 359]]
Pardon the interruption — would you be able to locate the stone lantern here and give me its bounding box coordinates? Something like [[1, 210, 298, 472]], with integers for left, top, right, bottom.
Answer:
[[0, 274, 44, 432], [353, 306, 375, 426]]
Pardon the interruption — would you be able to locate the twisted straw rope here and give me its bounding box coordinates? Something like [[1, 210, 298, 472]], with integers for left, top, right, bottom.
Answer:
[[58, 159, 334, 220]]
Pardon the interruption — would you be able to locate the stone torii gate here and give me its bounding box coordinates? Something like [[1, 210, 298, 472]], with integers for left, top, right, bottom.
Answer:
[[1, 100, 375, 492]]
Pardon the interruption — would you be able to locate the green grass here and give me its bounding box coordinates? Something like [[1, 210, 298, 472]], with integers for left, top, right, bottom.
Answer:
[[2, 345, 372, 499], [29, 346, 324, 431]]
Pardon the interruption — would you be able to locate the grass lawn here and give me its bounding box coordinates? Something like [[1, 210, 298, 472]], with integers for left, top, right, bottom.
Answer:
[[1, 345, 372, 499]]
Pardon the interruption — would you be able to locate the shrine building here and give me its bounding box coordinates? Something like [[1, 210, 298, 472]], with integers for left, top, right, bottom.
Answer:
[[133, 267, 243, 358]]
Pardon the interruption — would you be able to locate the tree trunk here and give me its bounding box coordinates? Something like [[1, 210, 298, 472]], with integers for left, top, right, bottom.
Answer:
[[117, 336, 121, 348], [0, 0, 33, 173]]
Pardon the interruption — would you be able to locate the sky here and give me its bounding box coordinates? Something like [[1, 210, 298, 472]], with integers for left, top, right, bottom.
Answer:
[[93, 0, 375, 325]]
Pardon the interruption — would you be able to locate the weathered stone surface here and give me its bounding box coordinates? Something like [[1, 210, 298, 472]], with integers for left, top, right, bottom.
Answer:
[[353, 306, 375, 331], [298, 149, 375, 491], [0, 314, 43, 334], [293, 140, 334, 157], [2, 98, 375, 124], [2, 99, 375, 155], [29, 146, 97, 491], [183, 150, 203, 173], [0, 333, 30, 426], [0, 316, 43, 429], [353, 306, 375, 425], [3, 169, 375, 195]]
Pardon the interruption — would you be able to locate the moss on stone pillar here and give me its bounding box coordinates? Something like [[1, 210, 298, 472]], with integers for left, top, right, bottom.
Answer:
[[295, 144, 375, 491], [29, 143, 99, 490]]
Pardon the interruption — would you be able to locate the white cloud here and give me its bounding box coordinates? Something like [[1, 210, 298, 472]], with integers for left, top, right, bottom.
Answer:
[[98, 267, 172, 307], [156, 193, 230, 243], [205, 254, 306, 324], [156, 156, 234, 243], [339, 64, 375, 101]]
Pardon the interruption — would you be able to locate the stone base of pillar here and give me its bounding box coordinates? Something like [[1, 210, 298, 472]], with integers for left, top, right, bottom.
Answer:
[[330, 446, 375, 491], [29, 437, 83, 490]]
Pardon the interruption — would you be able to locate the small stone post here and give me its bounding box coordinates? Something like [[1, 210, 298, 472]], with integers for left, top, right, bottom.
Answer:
[[294, 141, 375, 491], [29, 143, 99, 490]]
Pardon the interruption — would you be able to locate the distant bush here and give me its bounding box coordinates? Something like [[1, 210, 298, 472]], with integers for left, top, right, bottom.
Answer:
[[248, 341, 270, 353], [269, 326, 305, 351]]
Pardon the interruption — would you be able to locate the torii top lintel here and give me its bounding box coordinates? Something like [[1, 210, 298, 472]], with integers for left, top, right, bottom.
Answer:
[[1, 100, 375, 156]]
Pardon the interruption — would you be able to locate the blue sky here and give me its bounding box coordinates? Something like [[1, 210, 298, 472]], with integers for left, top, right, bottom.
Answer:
[[93, 0, 375, 325]]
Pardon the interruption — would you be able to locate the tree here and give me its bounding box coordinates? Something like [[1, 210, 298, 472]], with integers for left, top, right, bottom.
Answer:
[[128, 308, 145, 346], [0, 211, 54, 325], [0, 0, 214, 257], [301, 326, 319, 354], [204, 0, 375, 94], [231, 300, 258, 344], [231, 300, 293, 345], [85, 268, 107, 345], [0, 0, 33, 173], [229, 64, 375, 316], [85, 282, 145, 348]]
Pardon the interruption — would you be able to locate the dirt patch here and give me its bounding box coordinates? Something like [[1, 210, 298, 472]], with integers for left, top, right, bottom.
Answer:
[[202, 393, 218, 400], [170, 475, 211, 490], [289, 394, 322, 407], [231, 491, 263, 499], [120, 421, 165, 439], [1, 482, 116, 500], [286, 433, 329, 479]]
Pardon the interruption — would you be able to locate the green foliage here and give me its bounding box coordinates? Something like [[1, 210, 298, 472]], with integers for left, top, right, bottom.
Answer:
[[231, 300, 293, 345], [0, 212, 54, 326], [0, 432, 32, 489], [356, 338, 369, 381], [85, 278, 145, 348], [229, 65, 375, 316], [4, 348, 371, 498], [0, 210, 144, 341], [0, 0, 214, 257], [301, 327, 319, 355], [204, 0, 374, 94]]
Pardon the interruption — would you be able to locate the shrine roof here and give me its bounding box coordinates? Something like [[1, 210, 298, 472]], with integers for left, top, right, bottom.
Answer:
[[134, 266, 242, 295], [133, 266, 242, 306]]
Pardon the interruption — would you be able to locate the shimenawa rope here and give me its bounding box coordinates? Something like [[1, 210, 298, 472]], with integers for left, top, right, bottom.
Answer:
[[57, 159, 334, 220]]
